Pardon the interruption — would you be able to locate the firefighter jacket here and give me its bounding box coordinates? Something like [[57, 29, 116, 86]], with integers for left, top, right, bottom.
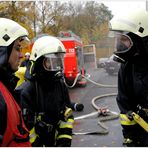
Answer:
[[0, 67, 31, 147], [20, 59, 30, 67], [18, 73, 74, 147], [117, 60, 148, 145]]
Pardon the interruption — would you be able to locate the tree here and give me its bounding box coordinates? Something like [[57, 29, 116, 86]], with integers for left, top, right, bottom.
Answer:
[[0, 1, 34, 38], [0, 1, 113, 45]]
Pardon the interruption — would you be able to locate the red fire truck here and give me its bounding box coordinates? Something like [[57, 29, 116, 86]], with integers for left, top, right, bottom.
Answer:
[[58, 31, 87, 87]]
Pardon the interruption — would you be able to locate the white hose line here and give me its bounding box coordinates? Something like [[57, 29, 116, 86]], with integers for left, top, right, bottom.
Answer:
[[64, 73, 81, 88], [64, 72, 117, 88], [74, 93, 118, 121], [64, 72, 119, 134], [82, 73, 117, 88], [74, 93, 118, 135], [74, 111, 98, 120], [91, 93, 117, 110]]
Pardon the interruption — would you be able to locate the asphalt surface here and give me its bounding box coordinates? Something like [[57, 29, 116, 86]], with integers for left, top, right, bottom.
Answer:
[[69, 66, 124, 147]]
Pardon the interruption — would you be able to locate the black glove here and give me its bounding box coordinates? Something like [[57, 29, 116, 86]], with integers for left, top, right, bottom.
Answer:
[[35, 120, 53, 135], [74, 103, 84, 111], [35, 120, 55, 146]]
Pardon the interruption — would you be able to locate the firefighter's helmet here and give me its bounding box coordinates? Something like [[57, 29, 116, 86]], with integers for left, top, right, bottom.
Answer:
[[30, 35, 66, 61], [0, 18, 29, 67], [109, 9, 148, 63], [109, 9, 148, 37], [25, 52, 30, 57], [0, 18, 29, 46], [30, 35, 66, 72]]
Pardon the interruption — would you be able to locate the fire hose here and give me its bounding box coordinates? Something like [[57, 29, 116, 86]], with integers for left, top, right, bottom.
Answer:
[[66, 72, 148, 134], [64, 73, 119, 135], [64, 72, 117, 88], [73, 93, 119, 135]]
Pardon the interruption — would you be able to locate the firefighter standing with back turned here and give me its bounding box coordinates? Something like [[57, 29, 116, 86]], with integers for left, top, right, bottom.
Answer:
[[0, 18, 31, 147], [18, 35, 74, 147], [109, 9, 148, 146]]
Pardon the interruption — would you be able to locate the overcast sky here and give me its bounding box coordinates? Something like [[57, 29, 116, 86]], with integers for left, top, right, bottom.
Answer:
[[69, 0, 147, 15], [100, 0, 146, 15]]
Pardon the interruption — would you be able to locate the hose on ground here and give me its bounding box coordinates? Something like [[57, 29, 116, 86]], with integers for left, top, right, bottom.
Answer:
[[82, 73, 117, 88], [73, 93, 119, 135], [64, 72, 117, 88], [67, 72, 119, 135], [91, 93, 119, 133]]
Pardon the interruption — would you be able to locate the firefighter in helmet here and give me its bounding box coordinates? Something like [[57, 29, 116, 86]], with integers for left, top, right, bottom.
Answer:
[[0, 18, 31, 146], [20, 52, 30, 67], [109, 9, 148, 146], [18, 35, 74, 146]]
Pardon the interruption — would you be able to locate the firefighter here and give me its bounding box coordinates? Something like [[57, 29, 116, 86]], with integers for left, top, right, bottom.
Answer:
[[109, 9, 148, 146], [20, 52, 30, 67], [18, 35, 74, 147], [0, 18, 31, 147], [15, 64, 84, 111]]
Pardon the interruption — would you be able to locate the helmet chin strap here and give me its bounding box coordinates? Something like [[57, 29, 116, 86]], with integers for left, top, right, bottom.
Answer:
[[113, 54, 125, 63]]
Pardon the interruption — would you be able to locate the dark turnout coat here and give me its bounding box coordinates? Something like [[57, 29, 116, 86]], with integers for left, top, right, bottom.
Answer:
[[117, 61, 148, 145], [17, 71, 74, 147]]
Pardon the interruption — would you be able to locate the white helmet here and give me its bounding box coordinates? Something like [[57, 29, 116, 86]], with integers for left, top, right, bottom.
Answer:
[[109, 9, 148, 37], [25, 52, 30, 56], [30, 35, 66, 61], [0, 18, 29, 46]]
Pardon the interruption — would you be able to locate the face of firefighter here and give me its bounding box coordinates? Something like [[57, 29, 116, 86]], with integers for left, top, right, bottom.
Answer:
[[109, 31, 134, 63], [114, 31, 133, 53], [8, 36, 30, 72], [43, 53, 64, 72], [25, 54, 30, 60]]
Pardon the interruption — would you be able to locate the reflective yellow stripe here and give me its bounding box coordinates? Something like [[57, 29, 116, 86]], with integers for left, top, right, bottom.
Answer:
[[29, 61, 36, 76], [29, 127, 38, 143], [59, 121, 73, 129], [120, 114, 137, 125], [132, 112, 148, 132], [29, 61, 34, 75], [67, 118, 74, 123], [57, 134, 72, 140], [37, 115, 41, 121]]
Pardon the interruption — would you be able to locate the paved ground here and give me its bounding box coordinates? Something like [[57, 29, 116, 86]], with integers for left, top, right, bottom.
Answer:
[[69, 67, 124, 147]]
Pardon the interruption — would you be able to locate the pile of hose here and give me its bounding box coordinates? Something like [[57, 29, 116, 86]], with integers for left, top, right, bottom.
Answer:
[[73, 93, 119, 135], [65, 72, 119, 135]]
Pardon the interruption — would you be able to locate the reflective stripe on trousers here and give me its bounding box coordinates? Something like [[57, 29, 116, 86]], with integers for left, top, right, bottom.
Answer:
[[120, 114, 137, 125]]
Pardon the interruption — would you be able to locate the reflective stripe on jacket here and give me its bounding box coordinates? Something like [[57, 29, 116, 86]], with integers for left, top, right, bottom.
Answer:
[[56, 118, 74, 140]]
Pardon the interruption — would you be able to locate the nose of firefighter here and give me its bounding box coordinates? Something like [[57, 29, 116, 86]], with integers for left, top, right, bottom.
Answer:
[[19, 52, 23, 59]]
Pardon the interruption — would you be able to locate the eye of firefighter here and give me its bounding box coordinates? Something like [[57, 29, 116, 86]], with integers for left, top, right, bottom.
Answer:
[[44, 58, 51, 69], [13, 36, 30, 52], [13, 41, 22, 52]]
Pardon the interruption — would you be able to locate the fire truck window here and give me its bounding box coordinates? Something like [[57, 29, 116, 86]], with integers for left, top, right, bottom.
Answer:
[[76, 47, 83, 68]]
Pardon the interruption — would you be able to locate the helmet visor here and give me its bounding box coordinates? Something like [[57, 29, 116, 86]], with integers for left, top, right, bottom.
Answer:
[[110, 31, 133, 53], [43, 53, 64, 71]]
